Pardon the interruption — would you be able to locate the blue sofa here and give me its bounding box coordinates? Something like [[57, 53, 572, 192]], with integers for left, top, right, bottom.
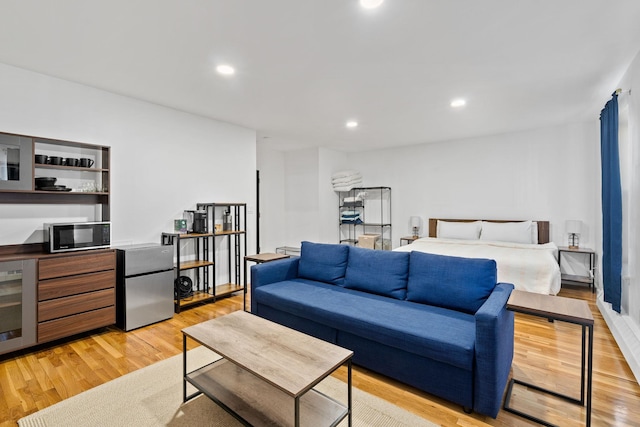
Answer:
[[250, 241, 514, 418]]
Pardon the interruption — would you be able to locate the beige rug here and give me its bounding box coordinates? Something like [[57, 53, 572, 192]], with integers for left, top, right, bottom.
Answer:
[[18, 346, 437, 427]]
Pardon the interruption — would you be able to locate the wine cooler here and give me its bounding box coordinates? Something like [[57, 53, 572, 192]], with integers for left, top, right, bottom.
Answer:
[[0, 259, 36, 355]]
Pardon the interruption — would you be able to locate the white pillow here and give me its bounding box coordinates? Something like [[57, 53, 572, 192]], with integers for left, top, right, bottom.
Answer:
[[480, 221, 533, 244], [437, 220, 481, 240]]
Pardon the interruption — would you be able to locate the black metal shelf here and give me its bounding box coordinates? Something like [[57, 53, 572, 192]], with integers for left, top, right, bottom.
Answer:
[[338, 187, 391, 250], [197, 203, 247, 303], [161, 232, 214, 313]]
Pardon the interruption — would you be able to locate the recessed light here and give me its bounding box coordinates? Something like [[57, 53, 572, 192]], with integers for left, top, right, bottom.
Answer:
[[346, 121, 358, 128], [451, 99, 466, 108], [216, 64, 235, 76], [360, 0, 384, 9]]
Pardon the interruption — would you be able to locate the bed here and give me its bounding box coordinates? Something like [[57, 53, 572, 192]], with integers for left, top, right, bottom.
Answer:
[[394, 219, 561, 295]]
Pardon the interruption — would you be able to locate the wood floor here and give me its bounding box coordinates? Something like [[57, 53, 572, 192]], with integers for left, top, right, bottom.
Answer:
[[1, 286, 639, 427]]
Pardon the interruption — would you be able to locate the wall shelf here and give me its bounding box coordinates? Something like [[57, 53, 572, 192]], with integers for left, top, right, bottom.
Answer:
[[0, 131, 111, 221]]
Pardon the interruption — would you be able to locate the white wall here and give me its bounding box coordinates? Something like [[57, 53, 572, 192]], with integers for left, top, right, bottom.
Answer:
[[0, 62, 257, 280], [597, 48, 640, 383], [260, 122, 599, 250], [283, 148, 320, 245], [348, 123, 599, 247], [318, 148, 350, 243], [256, 145, 286, 252], [257, 146, 350, 252]]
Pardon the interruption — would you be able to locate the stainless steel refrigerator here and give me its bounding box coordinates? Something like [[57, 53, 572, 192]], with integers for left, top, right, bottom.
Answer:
[[116, 243, 174, 331]]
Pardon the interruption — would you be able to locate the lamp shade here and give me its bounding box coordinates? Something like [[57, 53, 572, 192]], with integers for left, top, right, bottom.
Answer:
[[565, 220, 582, 234], [410, 216, 421, 228]]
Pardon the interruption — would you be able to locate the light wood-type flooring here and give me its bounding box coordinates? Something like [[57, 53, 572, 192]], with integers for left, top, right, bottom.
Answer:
[[1, 286, 639, 426]]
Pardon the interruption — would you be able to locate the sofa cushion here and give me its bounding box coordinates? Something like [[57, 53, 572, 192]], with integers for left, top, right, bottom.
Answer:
[[253, 279, 475, 370], [298, 241, 349, 286], [407, 251, 497, 314], [343, 246, 409, 299]]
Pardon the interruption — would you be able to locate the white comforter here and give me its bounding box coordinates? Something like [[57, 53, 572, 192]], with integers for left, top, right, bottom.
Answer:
[[394, 237, 561, 295]]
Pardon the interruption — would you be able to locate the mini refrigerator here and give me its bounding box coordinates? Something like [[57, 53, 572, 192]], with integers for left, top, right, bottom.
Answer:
[[116, 243, 174, 331]]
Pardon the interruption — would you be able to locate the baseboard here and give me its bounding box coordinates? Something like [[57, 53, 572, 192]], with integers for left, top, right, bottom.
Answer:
[[596, 293, 640, 384]]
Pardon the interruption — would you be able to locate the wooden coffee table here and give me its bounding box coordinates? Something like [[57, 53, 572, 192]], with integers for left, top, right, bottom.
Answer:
[[182, 311, 353, 426]]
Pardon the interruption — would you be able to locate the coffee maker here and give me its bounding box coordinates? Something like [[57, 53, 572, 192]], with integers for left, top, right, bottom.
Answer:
[[183, 210, 207, 233]]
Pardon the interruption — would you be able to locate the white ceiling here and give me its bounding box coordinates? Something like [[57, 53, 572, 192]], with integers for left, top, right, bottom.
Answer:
[[1, 1, 639, 152]]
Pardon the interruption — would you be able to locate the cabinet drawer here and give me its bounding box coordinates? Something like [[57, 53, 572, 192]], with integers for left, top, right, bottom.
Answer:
[[39, 250, 115, 280], [38, 306, 115, 343], [38, 288, 115, 322], [38, 270, 115, 301]]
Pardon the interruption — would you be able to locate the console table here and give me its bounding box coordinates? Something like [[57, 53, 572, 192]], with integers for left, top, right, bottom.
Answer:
[[504, 290, 594, 427], [244, 253, 291, 311]]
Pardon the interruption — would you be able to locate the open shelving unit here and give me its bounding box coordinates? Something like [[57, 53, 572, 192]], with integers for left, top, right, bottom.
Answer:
[[197, 202, 247, 300], [0, 131, 110, 221], [338, 186, 391, 249], [161, 202, 247, 313], [161, 231, 215, 313]]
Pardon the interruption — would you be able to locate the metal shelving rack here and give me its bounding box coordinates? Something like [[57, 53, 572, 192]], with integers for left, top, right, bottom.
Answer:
[[197, 202, 247, 300], [161, 231, 214, 313], [338, 186, 391, 249]]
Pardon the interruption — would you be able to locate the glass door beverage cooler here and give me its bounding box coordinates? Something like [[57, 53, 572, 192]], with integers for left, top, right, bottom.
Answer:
[[0, 259, 36, 355]]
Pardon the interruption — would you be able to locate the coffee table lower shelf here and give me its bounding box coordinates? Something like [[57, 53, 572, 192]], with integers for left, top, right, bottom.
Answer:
[[185, 358, 349, 426]]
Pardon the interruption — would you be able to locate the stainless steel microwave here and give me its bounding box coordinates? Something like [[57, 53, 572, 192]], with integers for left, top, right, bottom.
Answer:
[[44, 221, 111, 253]]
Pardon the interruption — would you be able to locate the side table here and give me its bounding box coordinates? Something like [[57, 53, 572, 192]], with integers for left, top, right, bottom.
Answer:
[[504, 290, 594, 427], [558, 247, 596, 293], [244, 253, 291, 311], [400, 235, 420, 246]]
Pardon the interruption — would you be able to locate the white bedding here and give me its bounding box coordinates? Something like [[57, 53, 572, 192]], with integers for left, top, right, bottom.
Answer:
[[394, 237, 561, 295]]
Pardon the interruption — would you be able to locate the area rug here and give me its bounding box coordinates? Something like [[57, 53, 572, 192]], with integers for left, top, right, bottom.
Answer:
[[18, 346, 437, 427]]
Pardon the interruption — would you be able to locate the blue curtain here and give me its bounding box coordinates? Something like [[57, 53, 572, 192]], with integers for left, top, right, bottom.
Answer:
[[600, 93, 622, 313]]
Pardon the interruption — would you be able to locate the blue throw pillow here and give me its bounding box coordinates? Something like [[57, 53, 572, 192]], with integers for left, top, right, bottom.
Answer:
[[298, 241, 349, 286], [406, 251, 497, 314], [343, 246, 409, 299]]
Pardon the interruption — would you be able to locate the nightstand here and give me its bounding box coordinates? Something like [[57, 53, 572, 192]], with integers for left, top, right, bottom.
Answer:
[[400, 236, 420, 246], [558, 246, 595, 293]]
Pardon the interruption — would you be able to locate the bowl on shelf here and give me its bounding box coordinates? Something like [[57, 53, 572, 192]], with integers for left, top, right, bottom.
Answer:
[[35, 177, 57, 189]]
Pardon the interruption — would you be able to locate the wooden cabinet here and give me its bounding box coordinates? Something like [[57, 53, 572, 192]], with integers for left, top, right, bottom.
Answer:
[[37, 249, 116, 343]]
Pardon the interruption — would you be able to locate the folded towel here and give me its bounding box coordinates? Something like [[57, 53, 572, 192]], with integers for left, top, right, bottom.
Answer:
[[332, 177, 362, 190], [334, 185, 360, 192], [332, 174, 362, 184], [343, 192, 367, 203], [341, 212, 360, 217], [332, 170, 360, 180], [341, 218, 363, 224]]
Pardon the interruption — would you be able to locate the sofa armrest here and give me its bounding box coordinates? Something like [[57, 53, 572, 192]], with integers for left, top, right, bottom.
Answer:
[[473, 282, 515, 418], [250, 257, 300, 312]]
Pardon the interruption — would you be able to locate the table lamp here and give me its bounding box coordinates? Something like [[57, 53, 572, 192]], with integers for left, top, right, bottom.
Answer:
[[565, 220, 582, 249], [410, 216, 421, 238]]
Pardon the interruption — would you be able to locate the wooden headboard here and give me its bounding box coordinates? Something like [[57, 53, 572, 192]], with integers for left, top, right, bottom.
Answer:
[[428, 219, 550, 244]]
